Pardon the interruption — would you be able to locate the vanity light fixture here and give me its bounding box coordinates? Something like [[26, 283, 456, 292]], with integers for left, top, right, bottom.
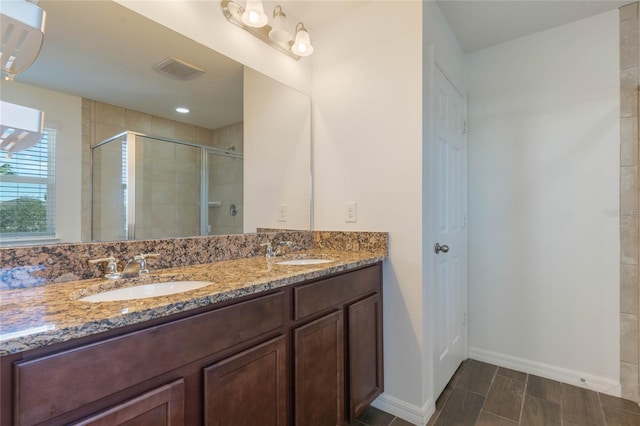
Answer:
[[221, 0, 313, 60], [0, 101, 45, 158], [1, 0, 47, 81], [175, 107, 190, 114]]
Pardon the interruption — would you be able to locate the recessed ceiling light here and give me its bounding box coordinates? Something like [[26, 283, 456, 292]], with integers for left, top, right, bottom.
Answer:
[[176, 107, 190, 114]]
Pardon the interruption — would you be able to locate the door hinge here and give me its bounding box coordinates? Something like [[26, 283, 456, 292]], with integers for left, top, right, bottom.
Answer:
[[463, 120, 468, 134], [463, 312, 467, 327]]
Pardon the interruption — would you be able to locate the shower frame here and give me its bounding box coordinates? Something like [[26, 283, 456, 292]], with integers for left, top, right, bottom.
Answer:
[[91, 131, 243, 240]]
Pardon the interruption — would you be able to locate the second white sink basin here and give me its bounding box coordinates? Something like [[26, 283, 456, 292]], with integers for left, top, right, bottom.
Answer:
[[275, 258, 334, 266], [79, 281, 214, 302]]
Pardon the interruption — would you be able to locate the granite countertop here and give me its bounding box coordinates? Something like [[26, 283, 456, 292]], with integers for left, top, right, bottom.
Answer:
[[0, 249, 384, 356]]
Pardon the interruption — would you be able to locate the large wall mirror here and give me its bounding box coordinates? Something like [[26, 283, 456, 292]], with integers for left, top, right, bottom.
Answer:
[[0, 0, 311, 246]]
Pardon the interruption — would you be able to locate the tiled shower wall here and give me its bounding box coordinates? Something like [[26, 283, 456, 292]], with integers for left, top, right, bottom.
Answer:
[[133, 139, 202, 240], [620, 2, 640, 403], [208, 151, 243, 235], [209, 122, 244, 236]]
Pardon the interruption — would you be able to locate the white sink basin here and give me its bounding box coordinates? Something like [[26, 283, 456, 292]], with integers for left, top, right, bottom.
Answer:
[[275, 258, 334, 266], [79, 281, 214, 302]]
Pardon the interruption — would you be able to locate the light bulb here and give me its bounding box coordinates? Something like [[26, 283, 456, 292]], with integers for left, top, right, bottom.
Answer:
[[248, 11, 260, 24], [291, 23, 313, 57], [241, 0, 268, 28]]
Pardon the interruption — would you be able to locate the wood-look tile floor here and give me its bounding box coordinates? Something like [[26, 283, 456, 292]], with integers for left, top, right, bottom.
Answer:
[[354, 359, 640, 426]]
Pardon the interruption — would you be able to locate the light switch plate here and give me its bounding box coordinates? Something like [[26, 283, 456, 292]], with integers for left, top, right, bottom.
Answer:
[[345, 202, 357, 223]]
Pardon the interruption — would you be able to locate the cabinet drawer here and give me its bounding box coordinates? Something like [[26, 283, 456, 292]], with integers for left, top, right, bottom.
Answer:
[[14, 291, 285, 426], [293, 264, 381, 320]]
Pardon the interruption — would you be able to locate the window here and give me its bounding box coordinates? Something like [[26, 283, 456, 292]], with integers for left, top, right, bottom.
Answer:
[[0, 128, 56, 240]]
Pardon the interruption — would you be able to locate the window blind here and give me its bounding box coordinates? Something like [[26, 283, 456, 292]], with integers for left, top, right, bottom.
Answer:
[[0, 128, 56, 238]]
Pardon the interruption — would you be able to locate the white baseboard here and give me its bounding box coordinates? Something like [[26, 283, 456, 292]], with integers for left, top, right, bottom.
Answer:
[[371, 393, 435, 426], [468, 347, 621, 397]]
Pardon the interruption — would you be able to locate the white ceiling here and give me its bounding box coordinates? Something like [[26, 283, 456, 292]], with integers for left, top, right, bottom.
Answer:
[[284, 0, 631, 53], [437, 0, 631, 53], [16, 1, 244, 130]]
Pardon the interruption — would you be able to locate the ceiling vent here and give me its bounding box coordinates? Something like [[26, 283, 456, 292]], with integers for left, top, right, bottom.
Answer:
[[153, 57, 205, 80]]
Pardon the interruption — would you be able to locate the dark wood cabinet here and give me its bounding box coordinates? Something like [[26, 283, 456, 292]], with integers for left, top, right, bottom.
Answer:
[[294, 311, 344, 426], [71, 379, 185, 426], [347, 294, 384, 421], [12, 292, 285, 426], [204, 336, 287, 426], [1, 263, 382, 426]]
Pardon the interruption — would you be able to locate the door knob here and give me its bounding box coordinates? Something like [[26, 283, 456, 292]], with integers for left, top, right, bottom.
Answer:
[[434, 243, 449, 254]]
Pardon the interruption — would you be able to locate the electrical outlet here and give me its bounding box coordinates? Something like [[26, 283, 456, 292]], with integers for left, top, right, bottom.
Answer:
[[278, 204, 287, 222], [345, 202, 357, 223]]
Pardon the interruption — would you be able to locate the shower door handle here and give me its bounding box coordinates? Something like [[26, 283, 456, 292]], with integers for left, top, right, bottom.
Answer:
[[435, 243, 449, 254]]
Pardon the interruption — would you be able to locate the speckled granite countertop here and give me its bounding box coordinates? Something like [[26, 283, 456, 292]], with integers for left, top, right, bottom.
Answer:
[[0, 249, 384, 356]]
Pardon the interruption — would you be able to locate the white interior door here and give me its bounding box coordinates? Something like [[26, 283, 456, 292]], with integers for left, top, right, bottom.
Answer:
[[432, 67, 468, 399]]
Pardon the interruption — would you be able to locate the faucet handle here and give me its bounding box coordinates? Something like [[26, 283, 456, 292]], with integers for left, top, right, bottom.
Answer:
[[260, 242, 274, 258], [136, 253, 160, 260], [134, 253, 160, 276], [88, 256, 121, 280], [275, 241, 293, 256]]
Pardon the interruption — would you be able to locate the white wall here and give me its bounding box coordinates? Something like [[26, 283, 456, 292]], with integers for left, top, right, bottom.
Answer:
[[313, 2, 466, 423], [466, 11, 620, 393], [1, 82, 83, 243], [243, 68, 311, 231], [312, 0, 423, 413], [116, 0, 311, 95]]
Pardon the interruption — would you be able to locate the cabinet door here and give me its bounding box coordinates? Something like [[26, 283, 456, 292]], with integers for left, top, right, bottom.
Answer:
[[294, 310, 344, 426], [71, 379, 184, 426], [204, 336, 287, 426], [348, 294, 384, 421]]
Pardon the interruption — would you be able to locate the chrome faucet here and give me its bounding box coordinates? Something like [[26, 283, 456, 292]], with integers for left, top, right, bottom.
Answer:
[[89, 253, 159, 279], [122, 253, 160, 277], [260, 241, 293, 259]]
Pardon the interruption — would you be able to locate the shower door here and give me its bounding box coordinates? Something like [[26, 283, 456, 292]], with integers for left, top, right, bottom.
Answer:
[[93, 132, 242, 240], [92, 132, 202, 240], [133, 135, 201, 240], [205, 150, 243, 235], [91, 134, 128, 241]]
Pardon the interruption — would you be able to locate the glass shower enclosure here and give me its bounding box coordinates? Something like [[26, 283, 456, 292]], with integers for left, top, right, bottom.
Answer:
[[91, 131, 243, 241]]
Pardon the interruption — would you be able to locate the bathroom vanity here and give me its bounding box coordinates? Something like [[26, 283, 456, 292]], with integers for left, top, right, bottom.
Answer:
[[0, 249, 384, 426]]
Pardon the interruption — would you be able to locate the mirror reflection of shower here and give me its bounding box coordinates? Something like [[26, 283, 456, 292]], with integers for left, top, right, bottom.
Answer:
[[91, 131, 243, 241]]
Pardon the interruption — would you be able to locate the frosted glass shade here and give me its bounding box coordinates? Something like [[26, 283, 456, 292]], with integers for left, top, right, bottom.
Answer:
[[241, 0, 268, 28], [292, 25, 313, 57], [0, 101, 44, 157], [269, 7, 291, 43], [0, 0, 46, 78]]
